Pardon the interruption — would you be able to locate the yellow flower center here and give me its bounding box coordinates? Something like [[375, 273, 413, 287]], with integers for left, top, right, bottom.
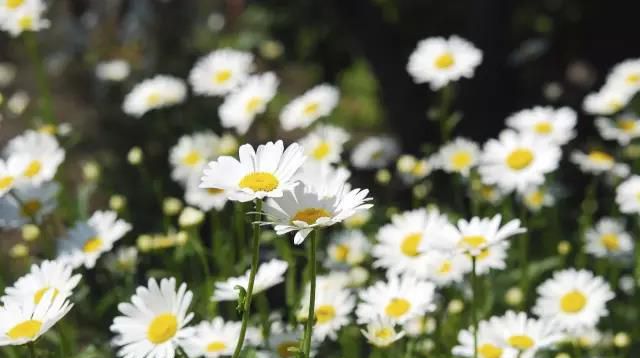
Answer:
[[33, 287, 59, 304], [83, 236, 103, 253], [601, 233, 620, 251], [238, 172, 279, 192], [626, 73, 640, 85], [385, 298, 411, 318], [147, 313, 178, 344], [588, 150, 614, 164], [438, 260, 452, 274], [18, 15, 33, 30], [246, 96, 263, 113], [21, 200, 41, 217], [146, 92, 162, 106], [451, 151, 472, 171], [508, 335, 535, 350], [276, 341, 298, 357], [534, 121, 553, 134], [23, 160, 42, 178], [315, 305, 336, 324], [333, 243, 350, 262], [608, 100, 623, 112], [6, 320, 42, 340], [526, 191, 544, 207], [311, 142, 331, 160], [207, 188, 224, 195], [479, 343, 503, 358], [461, 235, 487, 249], [477, 248, 491, 260], [206, 341, 227, 352], [213, 69, 232, 84], [506, 149, 534, 170], [617, 118, 637, 132], [303, 101, 320, 116], [400, 232, 422, 257], [292, 208, 331, 225], [560, 290, 587, 313], [38, 124, 57, 135], [6, 0, 25, 9], [0, 176, 14, 190], [182, 150, 202, 166], [374, 327, 394, 340], [434, 52, 455, 69]]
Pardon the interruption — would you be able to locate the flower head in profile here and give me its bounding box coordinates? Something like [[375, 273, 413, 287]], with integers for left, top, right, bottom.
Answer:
[[506, 106, 576, 146], [95, 59, 130, 82], [407, 35, 482, 90], [123, 75, 187, 117], [585, 217, 633, 258], [361, 316, 405, 348], [219, 72, 279, 135], [58, 210, 132, 269], [616, 175, 640, 214], [606, 58, 640, 93], [189, 48, 254, 96], [263, 181, 372, 245], [350, 136, 400, 170], [533, 269, 614, 334], [299, 124, 349, 165], [0, 289, 73, 346], [570, 149, 628, 177], [583, 83, 634, 116], [2, 260, 81, 305], [595, 113, 640, 145], [212, 259, 288, 302], [4, 130, 65, 185], [0, 158, 20, 197], [479, 129, 561, 193], [111, 278, 194, 358], [280, 84, 339, 131], [200, 140, 306, 202]]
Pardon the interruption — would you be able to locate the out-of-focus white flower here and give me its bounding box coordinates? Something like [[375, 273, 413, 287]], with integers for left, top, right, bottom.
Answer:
[[595, 113, 640, 145], [570, 149, 629, 177], [189, 48, 254, 97], [95, 59, 130, 82], [361, 316, 405, 348], [280, 84, 339, 131], [585, 217, 633, 258], [436, 137, 480, 177], [299, 124, 349, 165], [4, 130, 64, 185], [506, 106, 576, 146], [583, 83, 634, 116], [123, 75, 186, 117], [178, 207, 205, 227], [351, 136, 400, 170], [616, 175, 640, 214], [0, 0, 50, 37]]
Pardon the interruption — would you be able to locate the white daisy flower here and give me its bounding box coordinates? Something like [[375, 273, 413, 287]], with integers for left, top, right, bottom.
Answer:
[[505, 106, 576, 146], [426, 250, 471, 286], [0, 0, 49, 37], [453, 319, 517, 358], [431, 214, 525, 257], [407, 35, 482, 90], [170, 131, 220, 185], [467, 241, 510, 275], [396, 154, 434, 184], [595, 113, 640, 145], [356, 275, 435, 324], [583, 83, 634, 116], [263, 182, 372, 245], [0, 290, 72, 346], [181, 317, 245, 358], [4, 130, 65, 185], [299, 124, 349, 165], [57, 210, 132, 269], [294, 162, 351, 199], [606, 58, 640, 93], [200, 140, 306, 202], [520, 186, 555, 212], [479, 129, 561, 193], [570, 149, 629, 177], [0, 181, 59, 228], [212, 259, 287, 302], [343, 210, 372, 229], [533, 269, 614, 334], [123, 75, 187, 118], [184, 178, 227, 212], [279, 84, 339, 131], [360, 316, 405, 348], [490, 311, 562, 358], [2, 260, 81, 305], [350, 136, 400, 170], [616, 175, 640, 214], [0, 157, 20, 197], [96, 59, 130, 82], [326, 230, 371, 267], [218, 72, 279, 135], [585, 217, 633, 258], [189, 48, 254, 96], [298, 285, 355, 341], [257, 326, 315, 358], [373, 208, 453, 279], [111, 278, 194, 358], [476, 184, 506, 204], [436, 137, 480, 176]]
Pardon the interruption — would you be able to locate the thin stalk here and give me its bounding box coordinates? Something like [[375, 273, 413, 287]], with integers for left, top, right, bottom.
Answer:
[[231, 199, 263, 358], [519, 203, 529, 306], [28, 342, 37, 358], [302, 229, 319, 358], [24, 32, 54, 124], [437, 84, 455, 143], [471, 256, 478, 358]]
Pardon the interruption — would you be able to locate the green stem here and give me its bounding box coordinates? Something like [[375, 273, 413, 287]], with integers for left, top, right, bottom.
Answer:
[[28, 342, 37, 358], [302, 229, 319, 358], [24, 32, 54, 124], [176, 346, 188, 358], [471, 256, 478, 358], [231, 199, 263, 358], [519, 204, 529, 307], [438, 84, 455, 143]]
